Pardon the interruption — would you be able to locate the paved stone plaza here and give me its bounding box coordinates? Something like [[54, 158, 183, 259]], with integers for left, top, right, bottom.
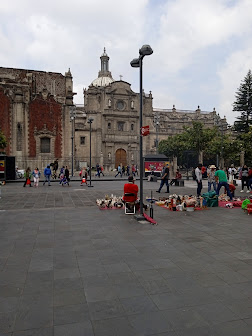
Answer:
[[0, 179, 252, 335]]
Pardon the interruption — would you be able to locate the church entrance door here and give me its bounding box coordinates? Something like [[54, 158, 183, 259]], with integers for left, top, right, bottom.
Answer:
[[115, 148, 127, 168]]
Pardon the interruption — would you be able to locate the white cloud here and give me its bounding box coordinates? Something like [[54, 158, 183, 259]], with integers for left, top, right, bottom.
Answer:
[[0, 0, 252, 124], [218, 45, 252, 122]]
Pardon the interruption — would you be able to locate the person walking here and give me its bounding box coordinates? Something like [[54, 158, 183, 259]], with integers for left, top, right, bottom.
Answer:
[[59, 166, 65, 185], [156, 163, 170, 193], [122, 166, 125, 176], [239, 164, 249, 193], [64, 166, 70, 186], [131, 164, 136, 177], [195, 164, 203, 197], [126, 165, 130, 176], [43, 165, 52, 186], [95, 163, 101, 177], [23, 167, 32, 187], [215, 168, 233, 200], [100, 165, 104, 176], [207, 165, 217, 192], [32, 168, 40, 187], [115, 165, 122, 178]]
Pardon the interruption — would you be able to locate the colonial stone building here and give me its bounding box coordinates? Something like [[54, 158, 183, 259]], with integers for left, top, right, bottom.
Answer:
[[77, 49, 226, 171], [0, 66, 75, 169], [0, 49, 226, 173]]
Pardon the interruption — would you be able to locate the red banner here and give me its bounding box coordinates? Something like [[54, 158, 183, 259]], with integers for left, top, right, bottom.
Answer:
[[141, 125, 149, 136], [145, 161, 170, 172]]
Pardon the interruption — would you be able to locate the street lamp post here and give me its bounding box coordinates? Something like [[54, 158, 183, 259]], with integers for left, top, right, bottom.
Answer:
[[154, 113, 160, 154], [215, 113, 224, 169], [87, 118, 94, 187], [70, 106, 76, 177], [130, 45, 153, 216]]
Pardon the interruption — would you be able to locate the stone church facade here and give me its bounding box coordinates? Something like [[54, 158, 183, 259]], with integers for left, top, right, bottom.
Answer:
[[0, 49, 226, 173], [76, 49, 225, 171], [0, 66, 75, 170]]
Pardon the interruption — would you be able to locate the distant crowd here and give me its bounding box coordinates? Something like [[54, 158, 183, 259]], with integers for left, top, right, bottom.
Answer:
[[22, 159, 71, 187]]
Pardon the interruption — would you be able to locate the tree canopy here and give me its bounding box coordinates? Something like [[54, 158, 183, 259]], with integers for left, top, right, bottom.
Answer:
[[233, 69, 252, 132], [158, 121, 250, 167]]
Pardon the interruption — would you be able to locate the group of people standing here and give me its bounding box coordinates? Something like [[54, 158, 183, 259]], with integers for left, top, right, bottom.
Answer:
[[195, 163, 252, 201]]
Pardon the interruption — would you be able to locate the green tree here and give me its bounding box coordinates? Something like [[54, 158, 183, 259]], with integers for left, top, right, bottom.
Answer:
[[0, 130, 7, 153], [233, 70, 252, 132], [239, 126, 252, 164]]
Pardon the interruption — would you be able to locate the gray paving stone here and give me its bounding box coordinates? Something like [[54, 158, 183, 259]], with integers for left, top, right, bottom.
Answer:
[[12, 327, 53, 335], [92, 316, 136, 336], [54, 303, 90, 325], [88, 299, 125, 320], [53, 288, 86, 307], [162, 307, 209, 331], [54, 321, 94, 336], [1, 181, 252, 334], [213, 320, 252, 336], [128, 311, 173, 335], [0, 296, 19, 313], [0, 311, 16, 333], [194, 302, 240, 325], [120, 295, 158, 315]]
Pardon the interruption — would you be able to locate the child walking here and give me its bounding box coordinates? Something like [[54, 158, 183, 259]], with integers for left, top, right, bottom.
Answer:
[[32, 168, 41, 187], [80, 169, 88, 186]]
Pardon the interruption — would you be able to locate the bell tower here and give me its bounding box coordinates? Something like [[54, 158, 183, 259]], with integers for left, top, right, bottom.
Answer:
[[98, 48, 112, 78]]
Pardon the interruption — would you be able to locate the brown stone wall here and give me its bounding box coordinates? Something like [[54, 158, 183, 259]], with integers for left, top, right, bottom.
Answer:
[[29, 95, 62, 158], [0, 67, 66, 101], [0, 88, 11, 154]]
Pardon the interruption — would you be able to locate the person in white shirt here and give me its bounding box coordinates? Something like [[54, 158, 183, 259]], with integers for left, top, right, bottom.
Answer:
[[195, 164, 203, 197], [228, 164, 237, 183]]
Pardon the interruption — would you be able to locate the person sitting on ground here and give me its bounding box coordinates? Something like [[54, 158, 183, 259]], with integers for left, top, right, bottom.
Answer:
[[226, 183, 236, 198], [170, 169, 182, 186]]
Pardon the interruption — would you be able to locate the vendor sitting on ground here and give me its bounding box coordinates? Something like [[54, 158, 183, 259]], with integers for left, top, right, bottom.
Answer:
[[123, 176, 148, 211], [226, 183, 236, 198], [123, 175, 138, 203], [170, 169, 182, 186]]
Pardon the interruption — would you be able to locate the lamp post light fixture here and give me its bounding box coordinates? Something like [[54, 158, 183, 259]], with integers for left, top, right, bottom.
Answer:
[[87, 117, 94, 188], [130, 44, 153, 216], [70, 105, 76, 177]]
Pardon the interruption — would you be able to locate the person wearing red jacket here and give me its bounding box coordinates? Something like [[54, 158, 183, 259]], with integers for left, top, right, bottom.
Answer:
[[123, 176, 138, 202]]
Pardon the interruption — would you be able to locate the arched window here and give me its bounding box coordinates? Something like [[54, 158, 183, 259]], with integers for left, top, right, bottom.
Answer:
[[40, 137, 50, 153], [108, 122, 111, 130], [131, 123, 134, 131]]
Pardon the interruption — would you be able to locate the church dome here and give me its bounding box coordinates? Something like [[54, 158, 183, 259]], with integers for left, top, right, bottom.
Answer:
[[91, 76, 114, 87]]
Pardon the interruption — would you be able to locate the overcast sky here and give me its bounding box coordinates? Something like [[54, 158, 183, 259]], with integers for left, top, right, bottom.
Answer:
[[1, 0, 252, 124]]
